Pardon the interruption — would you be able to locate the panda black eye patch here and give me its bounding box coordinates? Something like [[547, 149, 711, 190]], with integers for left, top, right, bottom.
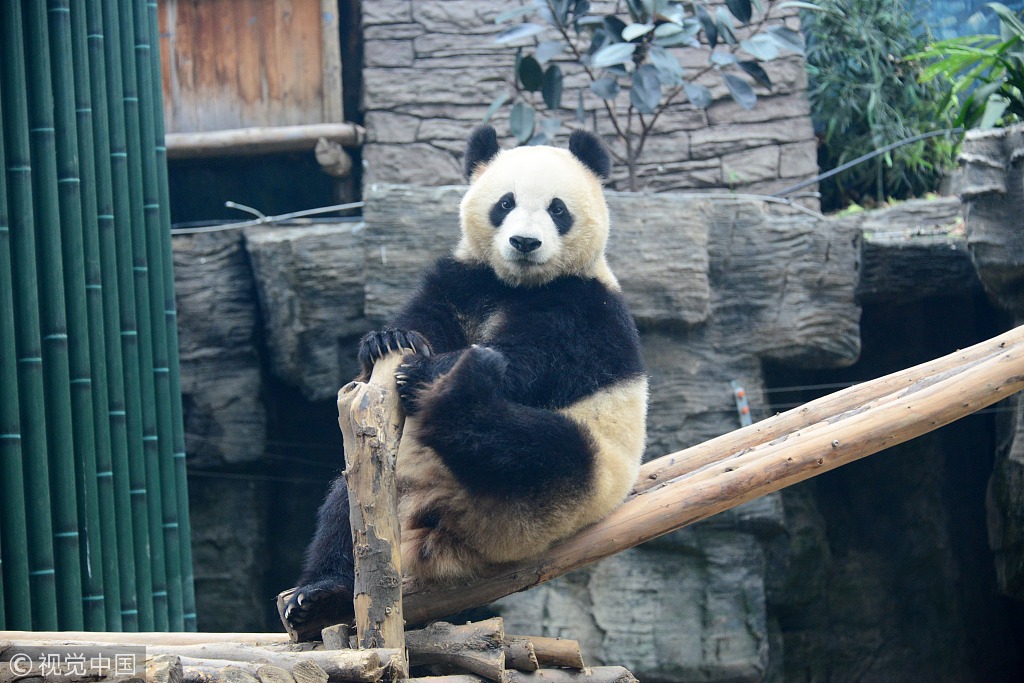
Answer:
[[489, 192, 516, 228], [547, 198, 573, 234]]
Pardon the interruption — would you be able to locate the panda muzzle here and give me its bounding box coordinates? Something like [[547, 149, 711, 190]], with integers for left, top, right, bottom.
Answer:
[[509, 235, 542, 254]]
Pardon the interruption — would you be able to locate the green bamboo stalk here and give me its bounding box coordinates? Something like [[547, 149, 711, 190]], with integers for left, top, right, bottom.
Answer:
[[109, 0, 170, 631], [0, 72, 34, 631], [67, 0, 123, 631], [85, 0, 138, 632], [22, 0, 85, 630], [146, 0, 197, 631], [45, 0, 107, 631], [100, 0, 155, 631], [127, 0, 183, 631], [1, 0, 60, 631]]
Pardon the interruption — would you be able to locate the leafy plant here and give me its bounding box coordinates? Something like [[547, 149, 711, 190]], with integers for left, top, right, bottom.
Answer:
[[803, 0, 957, 210], [484, 0, 811, 191], [911, 3, 1024, 130]]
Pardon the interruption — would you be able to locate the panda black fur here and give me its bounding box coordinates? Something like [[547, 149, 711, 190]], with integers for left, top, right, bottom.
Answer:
[[283, 126, 648, 629]]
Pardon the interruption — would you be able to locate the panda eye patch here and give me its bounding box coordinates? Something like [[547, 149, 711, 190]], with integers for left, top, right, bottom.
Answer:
[[489, 192, 516, 228], [547, 198, 573, 235]]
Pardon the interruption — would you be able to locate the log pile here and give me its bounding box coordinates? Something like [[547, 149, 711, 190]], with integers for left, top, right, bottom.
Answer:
[[0, 619, 634, 683]]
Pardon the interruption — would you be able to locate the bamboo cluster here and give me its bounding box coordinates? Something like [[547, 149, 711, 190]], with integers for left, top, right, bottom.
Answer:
[[0, 0, 193, 630], [0, 619, 636, 683]]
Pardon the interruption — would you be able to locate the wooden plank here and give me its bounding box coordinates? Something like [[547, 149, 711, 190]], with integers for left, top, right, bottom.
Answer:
[[320, 0, 343, 123]]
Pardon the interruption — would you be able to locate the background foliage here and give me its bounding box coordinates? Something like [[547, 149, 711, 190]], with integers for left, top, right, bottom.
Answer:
[[804, 0, 957, 210]]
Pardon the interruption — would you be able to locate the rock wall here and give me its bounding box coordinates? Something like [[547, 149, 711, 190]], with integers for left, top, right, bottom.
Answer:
[[172, 188, 1024, 679], [360, 2, 818, 198], [961, 124, 1024, 602]]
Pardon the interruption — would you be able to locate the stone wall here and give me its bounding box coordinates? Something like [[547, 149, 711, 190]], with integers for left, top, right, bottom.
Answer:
[[360, 2, 818, 198]]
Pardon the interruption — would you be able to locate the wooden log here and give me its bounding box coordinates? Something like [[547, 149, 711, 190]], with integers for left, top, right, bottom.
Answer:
[[0, 633, 291, 647], [507, 668, 636, 683], [319, 625, 350, 651], [406, 677, 485, 683], [500, 639, 538, 673], [254, 666, 295, 683], [148, 655, 185, 683], [0, 641, 393, 683], [404, 618, 506, 682], [337, 352, 407, 661], [633, 323, 1024, 493], [396, 326, 1024, 624], [181, 665, 259, 683], [515, 639, 583, 671], [164, 123, 365, 159]]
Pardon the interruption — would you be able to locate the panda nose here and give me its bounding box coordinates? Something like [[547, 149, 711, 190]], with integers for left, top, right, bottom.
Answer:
[[510, 236, 542, 253]]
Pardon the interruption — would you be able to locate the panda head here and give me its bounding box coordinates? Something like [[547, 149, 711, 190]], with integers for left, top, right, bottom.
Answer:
[[456, 125, 616, 289]]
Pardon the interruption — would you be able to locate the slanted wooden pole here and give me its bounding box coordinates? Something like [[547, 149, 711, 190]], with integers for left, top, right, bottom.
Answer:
[[336, 353, 407, 668]]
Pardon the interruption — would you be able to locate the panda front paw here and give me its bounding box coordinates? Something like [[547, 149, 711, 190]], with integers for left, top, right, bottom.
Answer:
[[358, 328, 431, 377], [395, 354, 434, 414]]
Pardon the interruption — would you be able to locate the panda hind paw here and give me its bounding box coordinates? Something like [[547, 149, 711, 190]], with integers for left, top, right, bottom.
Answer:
[[282, 579, 354, 630]]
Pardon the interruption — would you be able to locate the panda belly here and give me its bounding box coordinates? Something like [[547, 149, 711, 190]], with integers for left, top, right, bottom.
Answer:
[[396, 374, 648, 583]]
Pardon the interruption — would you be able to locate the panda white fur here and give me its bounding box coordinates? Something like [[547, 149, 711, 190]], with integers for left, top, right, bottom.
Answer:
[[283, 126, 647, 630]]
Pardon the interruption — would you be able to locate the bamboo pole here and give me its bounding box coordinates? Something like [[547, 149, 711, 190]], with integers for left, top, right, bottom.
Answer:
[[145, 0, 198, 631], [68, 0, 123, 631], [46, 0, 109, 631], [101, 0, 155, 631], [23, 0, 86, 630], [0, 0, 59, 631], [337, 354, 407, 662], [393, 327, 1024, 624], [125, 0, 185, 632], [86, 0, 140, 632], [115, 0, 170, 631], [0, 73, 34, 631]]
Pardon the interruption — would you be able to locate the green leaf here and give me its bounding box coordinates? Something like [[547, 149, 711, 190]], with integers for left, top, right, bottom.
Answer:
[[766, 25, 805, 54], [776, 0, 834, 12], [536, 40, 567, 64], [496, 23, 547, 44], [648, 45, 685, 84], [495, 6, 537, 23], [603, 15, 629, 42], [622, 22, 655, 41], [696, 5, 718, 48], [518, 55, 544, 91], [540, 117, 563, 139], [591, 76, 621, 99], [740, 34, 780, 60], [510, 102, 536, 143], [576, 89, 587, 124], [723, 72, 756, 109], [631, 64, 662, 113], [726, 0, 753, 23], [482, 91, 510, 123], [653, 22, 683, 38], [542, 64, 564, 109], [738, 60, 772, 89], [716, 8, 737, 45], [710, 51, 737, 66], [591, 42, 638, 68], [980, 93, 1010, 127], [989, 3, 1024, 39], [684, 82, 713, 108]]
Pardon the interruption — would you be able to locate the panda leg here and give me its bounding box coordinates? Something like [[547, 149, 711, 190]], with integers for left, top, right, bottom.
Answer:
[[416, 346, 595, 497], [283, 476, 355, 629]]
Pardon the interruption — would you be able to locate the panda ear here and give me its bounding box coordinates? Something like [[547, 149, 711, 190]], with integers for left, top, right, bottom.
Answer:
[[464, 125, 501, 180], [568, 129, 611, 180]]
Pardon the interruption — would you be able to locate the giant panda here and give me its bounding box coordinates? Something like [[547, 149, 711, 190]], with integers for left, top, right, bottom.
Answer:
[[283, 125, 648, 630]]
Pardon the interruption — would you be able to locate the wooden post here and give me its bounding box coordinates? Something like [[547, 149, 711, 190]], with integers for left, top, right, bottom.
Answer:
[[336, 353, 407, 670]]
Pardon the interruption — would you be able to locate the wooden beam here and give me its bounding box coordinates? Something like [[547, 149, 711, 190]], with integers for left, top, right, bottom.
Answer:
[[164, 123, 365, 159]]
